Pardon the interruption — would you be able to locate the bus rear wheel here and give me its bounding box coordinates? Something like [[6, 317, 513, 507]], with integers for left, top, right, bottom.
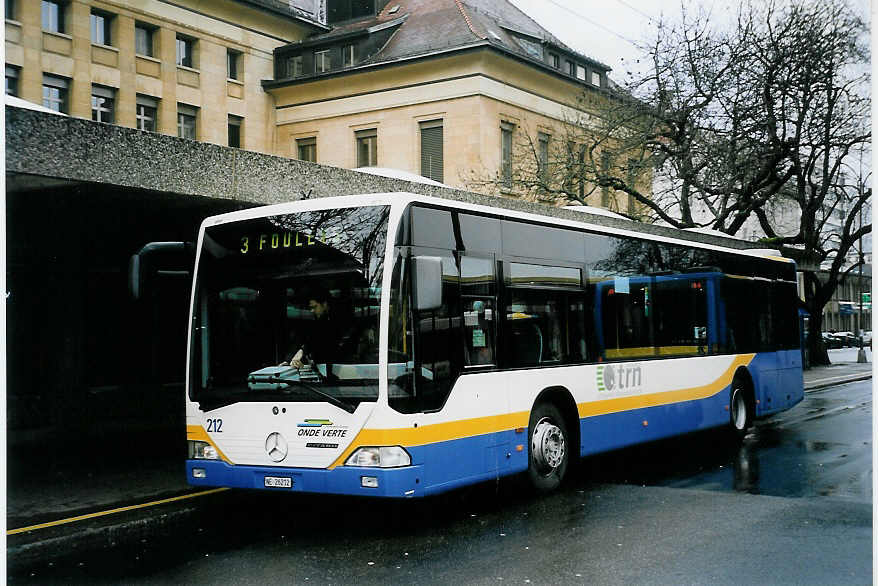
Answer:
[[527, 402, 569, 493], [729, 381, 752, 440]]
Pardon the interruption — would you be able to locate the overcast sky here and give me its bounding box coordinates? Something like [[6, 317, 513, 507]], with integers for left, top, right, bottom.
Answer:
[[510, 0, 871, 78]]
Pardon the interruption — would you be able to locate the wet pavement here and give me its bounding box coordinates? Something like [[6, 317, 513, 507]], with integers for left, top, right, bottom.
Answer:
[[5, 351, 873, 581]]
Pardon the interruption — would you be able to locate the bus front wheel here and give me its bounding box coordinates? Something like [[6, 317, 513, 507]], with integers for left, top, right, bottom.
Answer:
[[729, 381, 753, 440], [527, 402, 569, 492]]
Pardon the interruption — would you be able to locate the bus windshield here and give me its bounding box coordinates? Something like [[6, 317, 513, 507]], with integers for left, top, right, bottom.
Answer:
[[191, 205, 390, 412]]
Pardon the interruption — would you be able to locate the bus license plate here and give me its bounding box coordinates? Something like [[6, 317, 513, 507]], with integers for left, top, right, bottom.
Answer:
[[264, 476, 292, 488]]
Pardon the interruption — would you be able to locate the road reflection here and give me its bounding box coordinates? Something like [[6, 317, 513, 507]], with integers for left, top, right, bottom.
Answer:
[[576, 380, 871, 501]]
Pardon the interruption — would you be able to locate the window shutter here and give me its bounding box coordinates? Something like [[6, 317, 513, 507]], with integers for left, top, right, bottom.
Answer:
[[420, 120, 443, 183]]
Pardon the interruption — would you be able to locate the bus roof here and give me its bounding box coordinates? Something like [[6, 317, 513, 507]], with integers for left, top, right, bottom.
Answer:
[[199, 192, 794, 265]]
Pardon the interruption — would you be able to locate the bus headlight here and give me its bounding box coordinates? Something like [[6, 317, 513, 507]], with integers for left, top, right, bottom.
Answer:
[[345, 446, 411, 468], [189, 440, 220, 460]]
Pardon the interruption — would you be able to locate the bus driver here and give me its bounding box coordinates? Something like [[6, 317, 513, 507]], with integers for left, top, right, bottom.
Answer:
[[280, 287, 345, 371]]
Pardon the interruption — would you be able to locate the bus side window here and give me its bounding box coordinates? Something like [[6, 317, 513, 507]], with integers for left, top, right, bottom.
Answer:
[[653, 276, 708, 357], [413, 251, 461, 412], [599, 278, 654, 359], [460, 255, 496, 367], [504, 289, 566, 367]]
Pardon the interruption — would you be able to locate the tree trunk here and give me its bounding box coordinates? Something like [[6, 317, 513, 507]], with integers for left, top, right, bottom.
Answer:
[[806, 303, 831, 366]]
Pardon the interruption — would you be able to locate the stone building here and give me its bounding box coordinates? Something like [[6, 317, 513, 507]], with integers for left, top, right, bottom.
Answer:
[[264, 0, 615, 194], [6, 0, 623, 201], [4, 0, 324, 152]]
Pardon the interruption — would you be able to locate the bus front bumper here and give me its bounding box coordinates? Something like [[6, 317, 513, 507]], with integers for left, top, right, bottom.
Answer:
[[186, 459, 425, 498]]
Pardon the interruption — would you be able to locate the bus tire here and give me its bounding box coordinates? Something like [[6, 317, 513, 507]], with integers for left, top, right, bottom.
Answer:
[[527, 402, 569, 493], [729, 378, 753, 441]]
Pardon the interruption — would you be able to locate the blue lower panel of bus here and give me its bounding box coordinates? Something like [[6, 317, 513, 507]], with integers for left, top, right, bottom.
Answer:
[[187, 459, 426, 498], [579, 391, 731, 456]]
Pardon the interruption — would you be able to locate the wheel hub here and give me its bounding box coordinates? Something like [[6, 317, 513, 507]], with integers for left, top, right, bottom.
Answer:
[[532, 417, 565, 473]]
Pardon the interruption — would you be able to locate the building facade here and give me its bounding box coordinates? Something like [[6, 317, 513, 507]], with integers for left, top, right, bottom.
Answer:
[[5, 0, 324, 152], [6, 0, 632, 207], [262, 0, 618, 196]]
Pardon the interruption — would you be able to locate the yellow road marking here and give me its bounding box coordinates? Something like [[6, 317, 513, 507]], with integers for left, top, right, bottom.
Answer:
[[7, 487, 229, 536]]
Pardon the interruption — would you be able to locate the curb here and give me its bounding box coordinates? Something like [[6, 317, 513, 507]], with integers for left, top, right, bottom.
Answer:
[[7, 504, 202, 573], [804, 373, 872, 392]]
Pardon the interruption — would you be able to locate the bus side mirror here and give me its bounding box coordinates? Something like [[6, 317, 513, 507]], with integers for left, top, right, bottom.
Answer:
[[412, 256, 443, 311], [129, 241, 194, 300]]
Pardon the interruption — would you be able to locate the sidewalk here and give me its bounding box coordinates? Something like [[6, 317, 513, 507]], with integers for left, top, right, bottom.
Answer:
[[6, 356, 873, 570]]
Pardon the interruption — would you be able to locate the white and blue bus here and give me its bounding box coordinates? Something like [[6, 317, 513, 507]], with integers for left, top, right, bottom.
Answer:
[[179, 193, 803, 497]]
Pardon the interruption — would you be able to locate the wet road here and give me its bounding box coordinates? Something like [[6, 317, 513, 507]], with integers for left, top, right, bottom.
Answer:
[[11, 380, 872, 584]]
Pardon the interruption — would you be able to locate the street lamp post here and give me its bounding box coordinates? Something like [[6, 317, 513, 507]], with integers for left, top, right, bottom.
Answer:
[[857, 185, 867, 363]]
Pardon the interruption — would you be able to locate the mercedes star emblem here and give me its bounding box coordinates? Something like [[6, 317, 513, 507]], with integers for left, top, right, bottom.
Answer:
[[265, 432, 288, 462]]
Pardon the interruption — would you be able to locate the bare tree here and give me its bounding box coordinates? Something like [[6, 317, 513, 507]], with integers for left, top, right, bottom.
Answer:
[[469, 0, 870, 364]]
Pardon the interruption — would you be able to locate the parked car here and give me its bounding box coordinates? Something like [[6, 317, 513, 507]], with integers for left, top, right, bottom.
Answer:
[[837, 331, 858, 347], [822, 332, 844, 349], [861, 331, 872, 348]]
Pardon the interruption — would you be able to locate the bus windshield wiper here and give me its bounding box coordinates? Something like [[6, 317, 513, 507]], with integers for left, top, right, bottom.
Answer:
[[262, 376, 356, 414]]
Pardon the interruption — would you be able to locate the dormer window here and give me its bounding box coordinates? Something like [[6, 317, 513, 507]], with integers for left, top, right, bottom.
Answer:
[[343, 44, 356, 68], [286, 55, 304, 78], [315, 49, 332, 73], [576, 64, 586, 80], [591, 71, 601, 86], [516, 36, 543, 60]]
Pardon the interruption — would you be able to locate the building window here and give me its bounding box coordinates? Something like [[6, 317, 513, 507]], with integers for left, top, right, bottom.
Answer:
[[286, 55, 303, 78], [177, 103, 197, 139], [6, 0, 15, 20], [315, 50, 332, 73], [135, 22, 155, 57], [90, 9, 112, 46], [591, 71, 601, 86], [297, 137, 317, 162], [6, 65, 19, 96], [550, 53, 560, 68], [91, 85, 115, 123], [567, 60, 575, 76], [538, 132, 550, 180], [136, 95, 158, 131], [576, 65, 586, 80], [343, 44, 356, 68], [420, 119, 444, 183], [228, 115, 243, 148], [356, 128, 377, 167], [41, 1, 65, 33], [227, 49, 241, 80], [42, 74, 68, 113], [500, 122, 514, 187], [176, 35, 195, 68]]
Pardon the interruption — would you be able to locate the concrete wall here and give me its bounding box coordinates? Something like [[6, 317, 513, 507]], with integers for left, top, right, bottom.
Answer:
[[7, 104, 773, 250]]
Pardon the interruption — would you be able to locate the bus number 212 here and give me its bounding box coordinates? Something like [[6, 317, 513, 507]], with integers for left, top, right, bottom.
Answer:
[[207, 418, 223, 433]]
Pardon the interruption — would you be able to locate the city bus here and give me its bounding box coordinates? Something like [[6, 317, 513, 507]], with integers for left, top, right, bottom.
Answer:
[[174, 192, 803, 497]]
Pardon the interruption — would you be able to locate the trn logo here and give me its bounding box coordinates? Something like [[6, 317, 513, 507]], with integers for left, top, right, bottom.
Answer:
[[597, 363, 643, 392]]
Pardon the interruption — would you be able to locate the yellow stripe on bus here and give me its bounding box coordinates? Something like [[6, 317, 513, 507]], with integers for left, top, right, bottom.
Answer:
[[329, 354, 755, 468], [579, 353, 753, 417]]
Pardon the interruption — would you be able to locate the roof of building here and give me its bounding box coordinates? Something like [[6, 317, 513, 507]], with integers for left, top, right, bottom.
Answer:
[[269, 0, 610, 85]]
